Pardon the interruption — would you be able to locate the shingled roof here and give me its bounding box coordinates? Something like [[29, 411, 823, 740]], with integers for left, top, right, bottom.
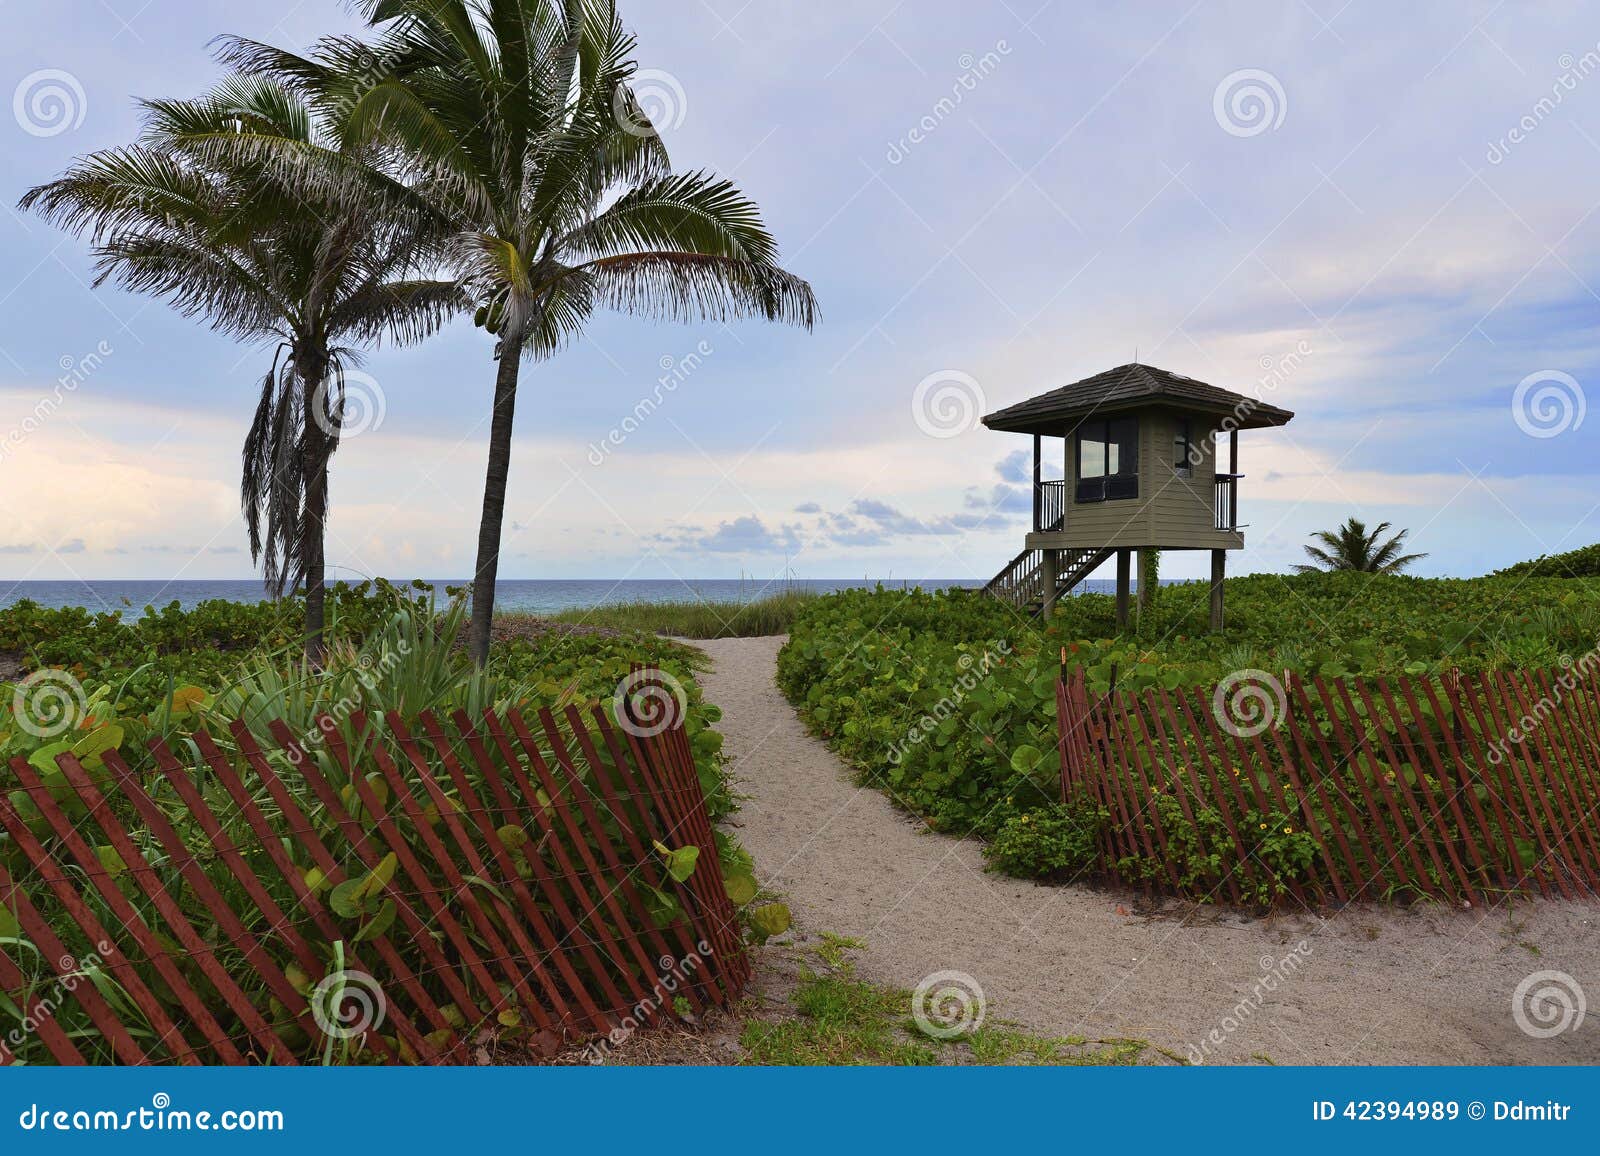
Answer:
[[981, 363, 1294, 434]]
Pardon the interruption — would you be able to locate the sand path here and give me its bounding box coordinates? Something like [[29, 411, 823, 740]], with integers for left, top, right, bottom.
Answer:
[[696, 635, 1600, 1065]]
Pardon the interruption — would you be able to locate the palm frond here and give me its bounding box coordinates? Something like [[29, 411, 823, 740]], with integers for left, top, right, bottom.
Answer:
[[330, 278, 466, 345], [559, 171, 782, 263], [576, 251, 817, 329]]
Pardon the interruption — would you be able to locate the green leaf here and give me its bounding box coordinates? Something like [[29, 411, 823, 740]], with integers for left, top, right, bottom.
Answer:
[[353, 898, 398, 943], [96, 845, 126, 877], [329, 879, 366, 919], [653, 840, 700, 883], [748, 903, 792, 941], [0, 906, 20, 939], [640, 883, 683, 928], [497, 823, 530, 850], [1009, 744, 1045, 775], [27, 741, 72, 776], [723, 872, 758, 906], [71, 724, 124, 769], [357, 852, 398, 902]]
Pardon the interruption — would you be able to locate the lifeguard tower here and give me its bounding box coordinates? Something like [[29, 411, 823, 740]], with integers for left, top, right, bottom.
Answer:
[[980, 362, 1293, 630]]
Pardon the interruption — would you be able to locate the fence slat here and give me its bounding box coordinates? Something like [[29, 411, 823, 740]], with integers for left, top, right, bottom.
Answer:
[[1504, 673, 1600, 893], [7, 755, 243, 1062], [199, 728, 457, 1064], [1056, 665, 1600, 908], [1391, 676, 1491, 905], [1, 672, 746, 1065]]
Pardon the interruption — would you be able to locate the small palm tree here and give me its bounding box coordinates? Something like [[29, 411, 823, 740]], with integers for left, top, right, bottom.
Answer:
[[21, 75, 459, 661], [226, 0, 818, 666], [1294, 518, 1427, 574]]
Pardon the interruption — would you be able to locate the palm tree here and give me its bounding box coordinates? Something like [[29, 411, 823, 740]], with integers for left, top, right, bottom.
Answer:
[[224, 0, 817, 666], [1294, 518, 1427, 574], [21, 75, 459, 661]]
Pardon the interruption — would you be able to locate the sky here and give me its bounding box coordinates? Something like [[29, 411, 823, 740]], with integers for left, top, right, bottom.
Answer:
[[1, 0, 1598, 586]]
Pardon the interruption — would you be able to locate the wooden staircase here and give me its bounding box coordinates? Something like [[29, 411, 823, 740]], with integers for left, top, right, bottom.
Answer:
[[983, 545, 1113, 613]]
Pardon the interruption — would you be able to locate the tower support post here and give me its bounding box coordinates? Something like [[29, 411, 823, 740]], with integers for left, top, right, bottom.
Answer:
[[1209, 548, 1226, 633]]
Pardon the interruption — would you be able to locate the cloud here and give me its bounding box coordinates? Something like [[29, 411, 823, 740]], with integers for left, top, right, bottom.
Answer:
[[793, 501, 822, 514], [0, 543, 36, 554], [655, 515, 802, 555], [964, 483, 1032, 515], [995, 448, 1032, 484], [844, 498, 994, 537], [208, 545, 241, 555], [57, 538, 86, 554]]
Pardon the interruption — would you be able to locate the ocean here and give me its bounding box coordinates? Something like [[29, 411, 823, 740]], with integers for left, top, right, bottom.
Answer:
[[0, 577, 1022, 615]]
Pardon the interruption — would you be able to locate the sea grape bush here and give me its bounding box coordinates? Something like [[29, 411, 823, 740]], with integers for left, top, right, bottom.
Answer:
[[0, 580, 730, 817], [1, 584, 750, 1063], [775, 572, 1600, 878], [1496, 541, 1600, 578], [982, 803, 1106, 879]]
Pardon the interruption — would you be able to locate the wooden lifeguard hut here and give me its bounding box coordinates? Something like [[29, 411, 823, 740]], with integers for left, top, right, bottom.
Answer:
[[980, 363, 1293, 630]]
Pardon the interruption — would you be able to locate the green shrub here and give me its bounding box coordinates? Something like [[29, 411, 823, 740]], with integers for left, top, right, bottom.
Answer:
[[983, 802, 1105, 879], [1496, 541, 1600, 578], [776, 573, 1600, 880], [1, 587, 744, 1064]]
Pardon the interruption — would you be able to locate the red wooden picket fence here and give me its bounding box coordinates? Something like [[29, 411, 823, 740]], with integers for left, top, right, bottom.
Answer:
[[0, 674, 749, 1065], [1056, 664, 1600, 907]]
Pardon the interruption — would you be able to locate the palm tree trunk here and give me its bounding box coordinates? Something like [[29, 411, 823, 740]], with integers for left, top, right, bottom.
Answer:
[[299, 357, 330, 667], [468, 348, 523, 667]]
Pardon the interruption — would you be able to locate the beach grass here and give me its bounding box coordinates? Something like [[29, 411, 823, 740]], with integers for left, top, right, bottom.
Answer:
[[541, 588, 820, 638]]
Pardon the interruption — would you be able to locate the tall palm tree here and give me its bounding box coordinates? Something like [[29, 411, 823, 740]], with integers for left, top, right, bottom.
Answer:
[[21, 75, 459, 661], [224, 0, 818, 666], [1294, 517, 1427, 574]]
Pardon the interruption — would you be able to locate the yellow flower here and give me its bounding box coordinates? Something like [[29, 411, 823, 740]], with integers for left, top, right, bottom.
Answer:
[[1283, 826, 1293, 834], [1259, 822, 1268, 830]]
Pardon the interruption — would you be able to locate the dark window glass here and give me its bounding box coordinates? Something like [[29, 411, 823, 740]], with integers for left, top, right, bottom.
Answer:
[[1173, 419, 1192, 476], [1075, 417, 1139, 502]]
